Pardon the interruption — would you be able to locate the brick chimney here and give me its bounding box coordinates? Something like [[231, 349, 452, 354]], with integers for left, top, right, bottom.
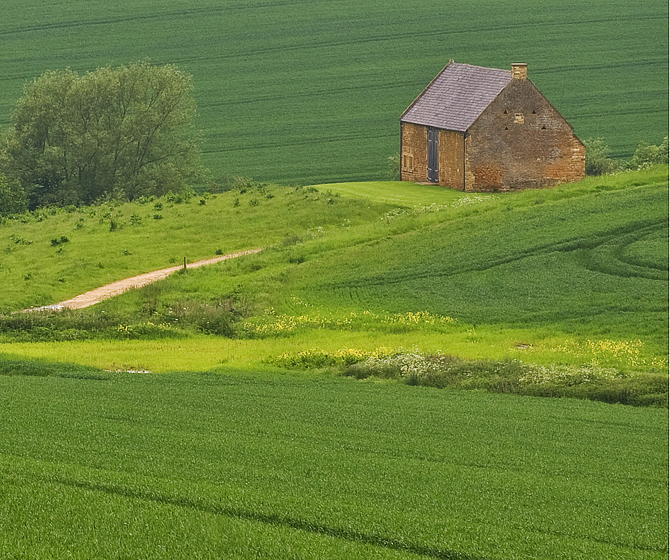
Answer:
[[511, 63, 527, 79]]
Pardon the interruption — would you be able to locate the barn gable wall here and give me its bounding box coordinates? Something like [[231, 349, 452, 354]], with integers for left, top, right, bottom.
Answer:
[[465, 79, 585, 191]]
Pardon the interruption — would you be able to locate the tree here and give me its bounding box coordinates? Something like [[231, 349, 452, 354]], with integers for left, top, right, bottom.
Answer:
[[0, 62, 204, 208], [0, 172, 27, 216]]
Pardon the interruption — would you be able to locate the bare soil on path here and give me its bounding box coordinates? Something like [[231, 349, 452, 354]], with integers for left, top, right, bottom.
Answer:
[[27, 248, 263, 312]]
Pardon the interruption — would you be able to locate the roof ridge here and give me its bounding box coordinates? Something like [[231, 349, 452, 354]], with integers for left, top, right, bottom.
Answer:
[[450, 61, 508, 73]]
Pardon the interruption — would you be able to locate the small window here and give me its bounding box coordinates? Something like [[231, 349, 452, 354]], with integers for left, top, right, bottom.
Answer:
[[532, 110, 537, 114], [541, 125, 546, 130], [503, 110, 508, 114], [514, 113, 524, 124]]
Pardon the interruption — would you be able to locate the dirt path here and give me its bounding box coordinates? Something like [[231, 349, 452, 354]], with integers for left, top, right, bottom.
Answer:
[[26, 248, 263, 312]]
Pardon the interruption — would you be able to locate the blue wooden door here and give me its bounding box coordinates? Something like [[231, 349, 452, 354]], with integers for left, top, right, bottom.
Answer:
[[427, 127, 439, 183]]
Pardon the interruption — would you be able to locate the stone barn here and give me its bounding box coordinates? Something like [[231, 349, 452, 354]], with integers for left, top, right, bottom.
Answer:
[[400, 61, 585, 191]]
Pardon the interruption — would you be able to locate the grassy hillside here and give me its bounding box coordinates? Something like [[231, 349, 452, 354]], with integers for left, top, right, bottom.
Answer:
[[1, 167, 667, 378], [0, 185, 396, 311], [0, 364, 667, 559], [0, 0, 667, 184]]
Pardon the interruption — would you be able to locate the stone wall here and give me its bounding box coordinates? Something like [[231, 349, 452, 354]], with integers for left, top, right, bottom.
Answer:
[[465, 78, 585, 191], [400, 76, 584, 191], [400, 122, 428, 183]]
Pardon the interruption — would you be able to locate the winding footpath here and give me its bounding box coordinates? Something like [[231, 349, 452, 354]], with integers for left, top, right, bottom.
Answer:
[[26, 248, 263, 312]]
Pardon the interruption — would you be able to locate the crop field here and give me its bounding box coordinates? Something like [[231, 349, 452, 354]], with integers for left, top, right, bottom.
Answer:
[[0, 0, 668, 184], [0, 364, 667, 559]]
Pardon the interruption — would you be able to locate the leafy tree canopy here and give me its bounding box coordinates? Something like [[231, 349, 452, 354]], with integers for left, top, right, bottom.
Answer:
[[0, 172, 27, 216], [0, 62, 205, 209]]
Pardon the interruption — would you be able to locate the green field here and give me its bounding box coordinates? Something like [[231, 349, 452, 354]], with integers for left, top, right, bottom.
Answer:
[[1, 2, 668, 554], [0, 364, 667, 559], [1, 167, 667, 381], [1, 172, 668, 557], [0, 0, 668, 184]]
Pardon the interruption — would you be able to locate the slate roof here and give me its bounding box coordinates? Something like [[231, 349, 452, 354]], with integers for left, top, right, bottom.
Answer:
[[401, 62, 512, 132]]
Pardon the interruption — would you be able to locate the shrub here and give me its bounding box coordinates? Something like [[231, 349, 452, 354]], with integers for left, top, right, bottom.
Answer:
[[584, 138, 619, 175], [157, 299, 244, 337], [50, 235, 69, 246], [386, 153, 400, 180], [272, 348, 667, 407], [282, 234, 302, 247], [165, 187, 195, 204], [629, 136, 669, 169]]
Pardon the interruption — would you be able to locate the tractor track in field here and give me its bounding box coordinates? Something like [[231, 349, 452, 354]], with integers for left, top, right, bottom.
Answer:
[[24, 248, 263, 313]]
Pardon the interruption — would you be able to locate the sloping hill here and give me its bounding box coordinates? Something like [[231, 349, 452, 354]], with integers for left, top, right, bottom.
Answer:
[[2, 167, 666, 372]]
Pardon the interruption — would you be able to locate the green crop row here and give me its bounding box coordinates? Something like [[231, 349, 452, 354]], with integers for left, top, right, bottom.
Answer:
[[0, 0, 667, 184], [0, 362, 667, 558]]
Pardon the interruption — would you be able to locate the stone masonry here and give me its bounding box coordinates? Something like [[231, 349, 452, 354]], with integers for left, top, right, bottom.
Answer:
[[400, 62, 585, 191]]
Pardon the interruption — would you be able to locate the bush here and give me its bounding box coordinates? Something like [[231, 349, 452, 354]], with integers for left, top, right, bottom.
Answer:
[[156, 299, 243, 337], [585, 136, 669, 175], [50, 235, 69, 246], [272, 348, 667, 407], [629, 136, 669, 169], [584, 138, 619, 176], [386, 154, 400, 180]]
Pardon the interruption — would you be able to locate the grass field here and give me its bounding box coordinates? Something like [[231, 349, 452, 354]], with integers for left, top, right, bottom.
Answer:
[[0, 364, 667, 559], [0, 0, 668, 184], [1, 167, 667, 380], [0, 185, 395, 311]]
